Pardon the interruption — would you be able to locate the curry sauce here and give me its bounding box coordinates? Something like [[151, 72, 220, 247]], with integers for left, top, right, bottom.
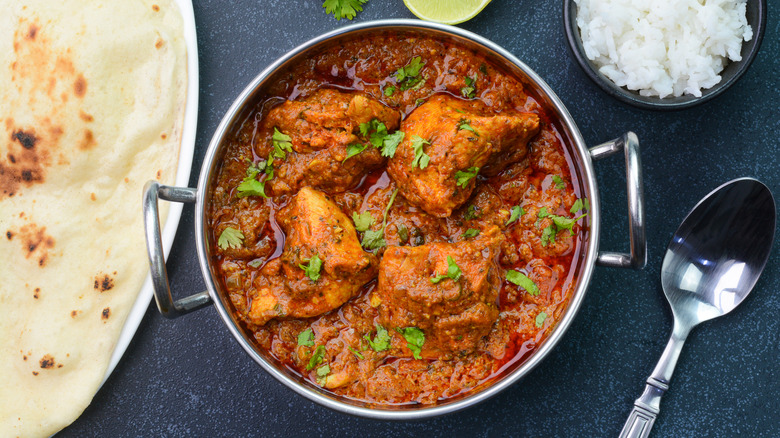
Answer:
[[208, 32, 587, 406]]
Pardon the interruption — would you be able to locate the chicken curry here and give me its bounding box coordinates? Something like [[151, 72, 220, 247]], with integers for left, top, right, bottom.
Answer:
[[208, 32, 588, 406]]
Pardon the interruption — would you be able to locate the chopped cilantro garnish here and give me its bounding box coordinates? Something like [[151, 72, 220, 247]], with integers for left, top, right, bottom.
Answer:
[[552, 175, 565, 189], [458, 119, 479, 136], [360, 189, 398, 250], [236, 178, 268, 199], [430, 256, 462, 284], [322, 0, 367, 20], [358, 118, 404, 158], [381, 130, 404, 158], [506, 205, 524, 226], [536, 207, 587, 246], [271, 127, 293, 159], [394, 56, 426, 90], [343, 143, 368, 163], [455, 166, 479, 188], [236, 161, 270, 199], [315, 364, 330, 386], [348, 346, 364, 359], [463, 228, 480, 238], [506, 270, 540, 296], [298, 328, 315, 347], [535, 311, 548, 328], [461, 76, 476, 99], [361, 229, 386, 250], [217, 227, 243, 250], [306, 345, 326, 370], [396, 327, 425, 360], [570, 197, 590, 214], [365, 323, 391, 352], [298, 254, 323, 283], [541, 224, 557, 247], [384, 85, 395, 96], [410, 135, 431, 169], [464, 204, 481, 220], [352, 211, 374, 232]]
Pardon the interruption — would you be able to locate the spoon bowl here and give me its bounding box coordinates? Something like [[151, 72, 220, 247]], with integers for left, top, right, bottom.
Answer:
[[620, 178, 776, 438]]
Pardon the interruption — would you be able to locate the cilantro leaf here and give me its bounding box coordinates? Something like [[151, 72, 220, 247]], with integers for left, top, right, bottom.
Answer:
[[348, 346, 364, 359], [410, 135, 431, 169], [306, 345, 326, 370], [298, 328, 315, 347], [537, 207, 550, 219], [552, 214, 587, 234], [535, 311, 548, 328], [272, 127, 293, 159], [458, 119, 479, 136], [298, 254, 323, 283], [430, 256, 462, 284], [570, 197, 590, 214], [506, 270, 540, 296], [541, 224, 557, 247], [218, 227, 244, 250], [359, 189, 398, 250], [316, 364, 330, 386], [361, 229, 386, 250], [358, 118, 404, 158], [365, 324, 391, 352], [464, 204, 481, 220], [463, 228, 480, 238], [236, 161, 270, 198], [236, 178, 268, 198], [552, 175, 565, 189], [460, 76, 476, 99], [455, 166, 479, 188], [396, 327, 425, 360], [381, 130, 404, 158], [352, 211, 374, 232], [506, 205, 524, 226], [394, 56, 426, 91], [322, 0, 367, 20], [343, 143, 369, 163], [384, 85, 395, 96]]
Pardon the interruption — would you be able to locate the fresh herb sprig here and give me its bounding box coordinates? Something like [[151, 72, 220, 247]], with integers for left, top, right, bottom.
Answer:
[[430, 256, 462, 284], [322, 0, 368, 20]]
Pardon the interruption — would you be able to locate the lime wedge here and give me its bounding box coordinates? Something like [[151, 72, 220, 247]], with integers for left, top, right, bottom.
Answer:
[[403, 0, 492, 25]]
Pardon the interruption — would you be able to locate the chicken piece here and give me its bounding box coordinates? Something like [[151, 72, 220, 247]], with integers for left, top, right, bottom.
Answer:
[[387, 94, 540, 217], [374, 226, 505, 358], [243, 187, 378, 325], [258, 89, 401, 194]]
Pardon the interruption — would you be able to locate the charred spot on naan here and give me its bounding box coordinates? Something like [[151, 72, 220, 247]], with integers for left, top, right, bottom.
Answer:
[[9, 223, 55, 267], [101, 307, 111, 321], [94, 273, 115, 292]]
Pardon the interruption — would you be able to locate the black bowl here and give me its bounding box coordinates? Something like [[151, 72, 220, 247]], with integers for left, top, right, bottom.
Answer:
[[563, 0, 767, 110]]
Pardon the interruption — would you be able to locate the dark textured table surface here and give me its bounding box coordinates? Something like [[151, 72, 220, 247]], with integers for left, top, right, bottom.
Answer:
[[62, 1, 780, 436]]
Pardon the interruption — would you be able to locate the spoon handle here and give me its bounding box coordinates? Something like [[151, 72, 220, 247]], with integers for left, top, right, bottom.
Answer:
[[619, 326, 689, 438]]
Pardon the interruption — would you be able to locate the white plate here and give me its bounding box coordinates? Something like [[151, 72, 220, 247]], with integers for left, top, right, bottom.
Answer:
[[101, 0, 198, 383]]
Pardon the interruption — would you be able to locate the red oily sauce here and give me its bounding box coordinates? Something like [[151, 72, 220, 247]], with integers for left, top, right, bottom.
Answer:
[[207, 31, 588, 406]]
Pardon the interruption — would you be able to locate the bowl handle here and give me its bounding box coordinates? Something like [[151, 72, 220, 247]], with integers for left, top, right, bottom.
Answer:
[[143, 181, 212, 318], [590, 132, 647, 269]]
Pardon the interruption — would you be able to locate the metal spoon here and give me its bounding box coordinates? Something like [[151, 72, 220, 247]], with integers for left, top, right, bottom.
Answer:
[[619, 178, 776, 438]]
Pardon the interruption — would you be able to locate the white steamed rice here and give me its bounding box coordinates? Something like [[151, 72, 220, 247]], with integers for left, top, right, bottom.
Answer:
[[575, 0, 753, 98]]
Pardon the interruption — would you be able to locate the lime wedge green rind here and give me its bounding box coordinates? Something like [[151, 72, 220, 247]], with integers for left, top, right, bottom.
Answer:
[[403, 0, 492, 25]]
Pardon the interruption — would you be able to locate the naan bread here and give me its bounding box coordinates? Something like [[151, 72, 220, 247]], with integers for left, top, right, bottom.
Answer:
[[0, 1, 187, 436]]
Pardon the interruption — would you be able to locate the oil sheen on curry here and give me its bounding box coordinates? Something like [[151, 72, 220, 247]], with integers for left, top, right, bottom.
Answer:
[[208, 32, 588, 406]]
